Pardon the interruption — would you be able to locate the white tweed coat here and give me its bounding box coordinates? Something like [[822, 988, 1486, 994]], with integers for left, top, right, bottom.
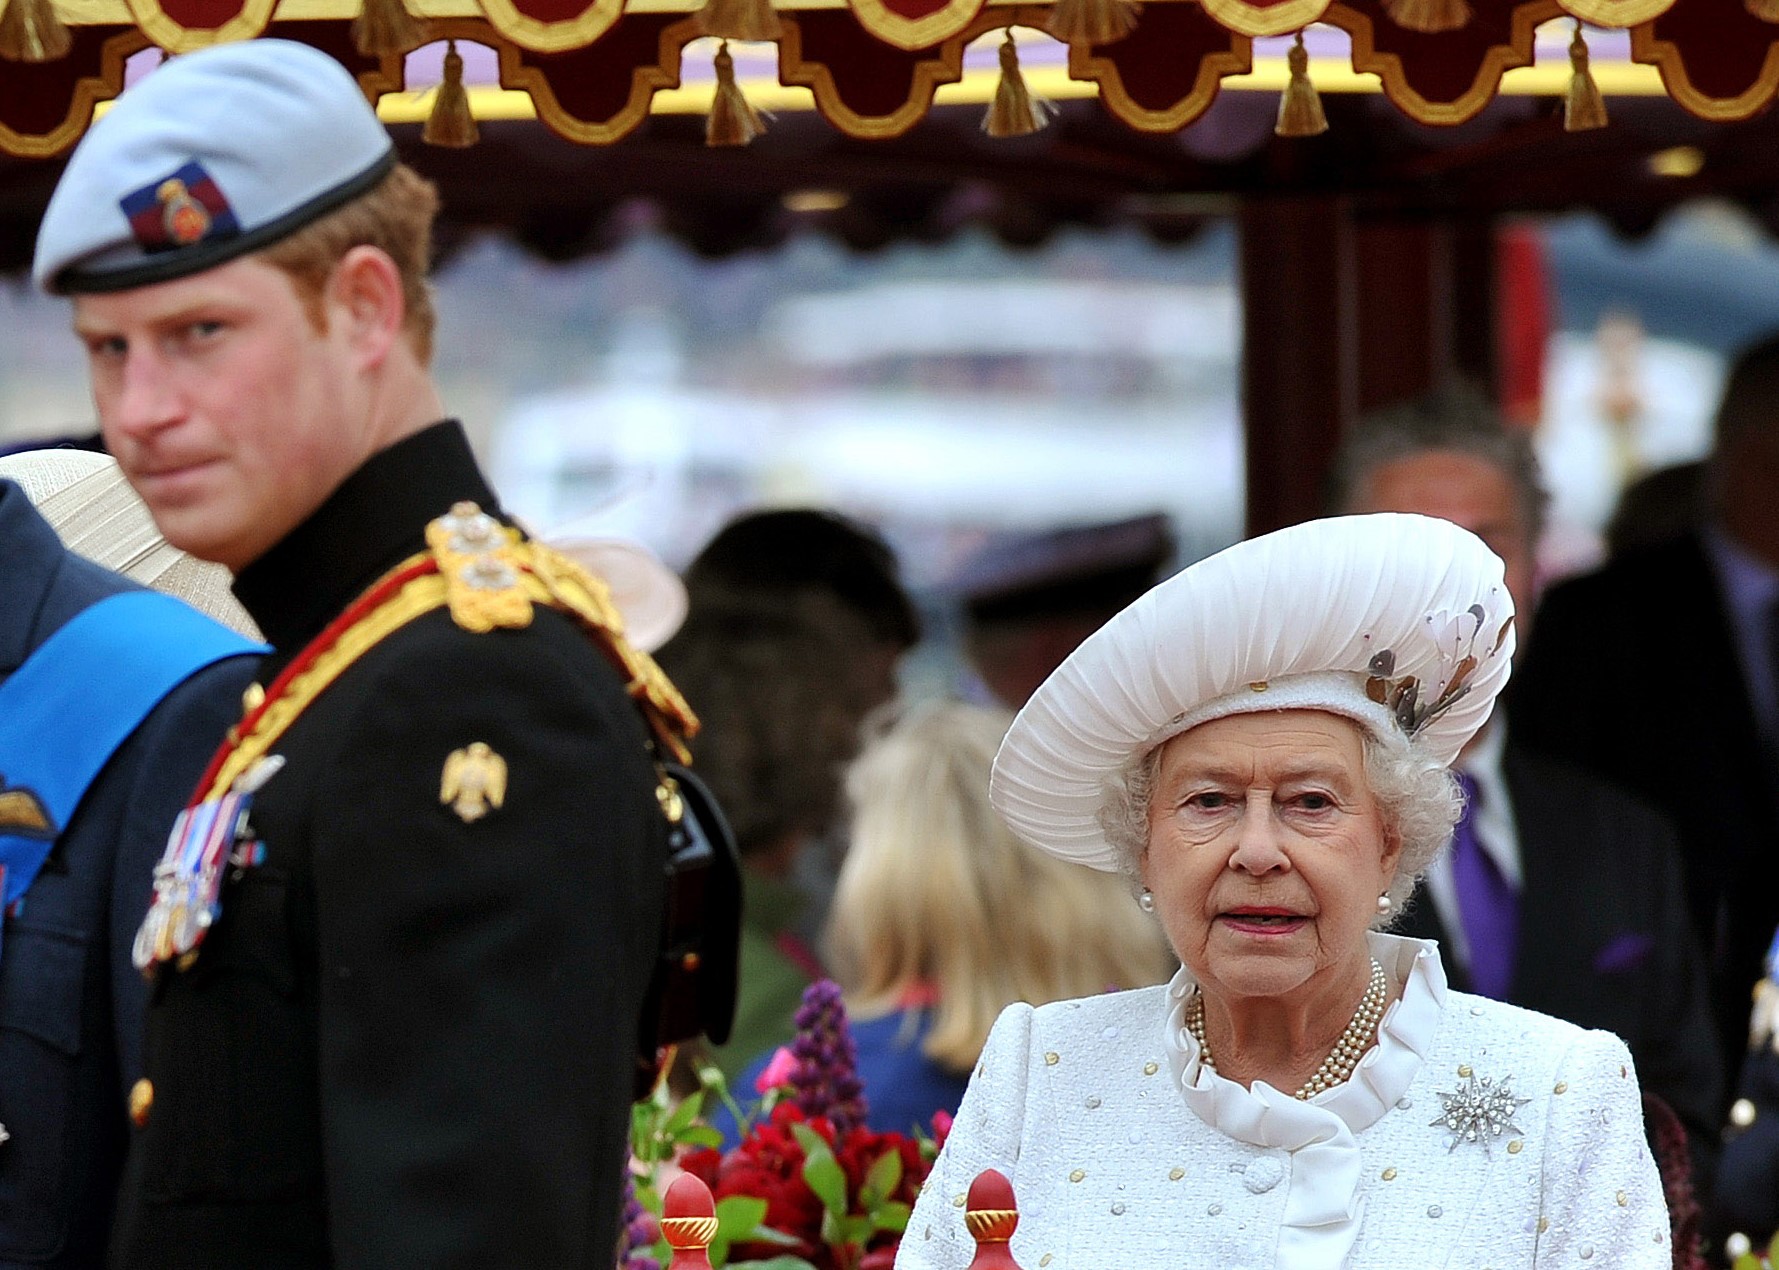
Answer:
[[897, 934, 1670, 1270]]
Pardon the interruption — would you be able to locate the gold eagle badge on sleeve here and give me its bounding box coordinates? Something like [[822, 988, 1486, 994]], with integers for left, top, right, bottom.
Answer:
[[440, 743, 507, 824]]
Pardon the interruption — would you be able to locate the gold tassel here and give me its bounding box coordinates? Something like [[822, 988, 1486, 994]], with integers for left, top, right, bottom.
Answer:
[[983, 33, 1055, 138], [706, 42, 766, 147], [352, 0, 430, 57], [1042, 0, 1139, 46], [423, 40, 479, 147], [1564, 23, 1607, 132], [1747, 0, 1779, 20], [0, 0, 71, 63], [695, 0, 781, 43], [1274, 32, 1326, 137], [1380, 0, 1469, 32]]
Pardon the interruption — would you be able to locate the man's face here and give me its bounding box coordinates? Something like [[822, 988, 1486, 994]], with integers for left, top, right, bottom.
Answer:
[[74, 255, 369, 572], [1355, 449, 1537, 633]]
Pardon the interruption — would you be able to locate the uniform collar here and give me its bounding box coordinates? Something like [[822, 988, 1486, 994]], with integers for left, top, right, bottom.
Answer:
[[232, 420, 499, 669]]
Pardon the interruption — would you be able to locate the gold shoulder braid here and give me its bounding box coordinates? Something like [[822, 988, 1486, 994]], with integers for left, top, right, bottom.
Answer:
[[220, 500, 695, 797], [424, 500, 697, 761]]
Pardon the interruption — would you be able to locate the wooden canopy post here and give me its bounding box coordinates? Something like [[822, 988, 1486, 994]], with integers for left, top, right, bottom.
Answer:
[[1240, 196, 1357, 539], [1240, 203, 1501, 537]]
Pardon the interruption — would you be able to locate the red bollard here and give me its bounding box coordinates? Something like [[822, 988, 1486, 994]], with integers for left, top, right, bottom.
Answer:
[[661, 1172, 719, 1270], [964, 1169, 1023, 1270]]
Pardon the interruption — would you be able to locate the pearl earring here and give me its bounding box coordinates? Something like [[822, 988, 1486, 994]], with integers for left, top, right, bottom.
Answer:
[[1376, 893, 1392, 914], [1138, 888, 1156, 913]]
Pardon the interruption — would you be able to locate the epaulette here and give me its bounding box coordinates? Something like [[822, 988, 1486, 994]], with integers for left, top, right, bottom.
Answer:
[[423, 501, 697, 762], [198, 502, 695, 805]]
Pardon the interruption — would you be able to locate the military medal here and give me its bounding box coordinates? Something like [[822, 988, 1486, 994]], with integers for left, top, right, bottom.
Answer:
[[132, 756, 281, 975]]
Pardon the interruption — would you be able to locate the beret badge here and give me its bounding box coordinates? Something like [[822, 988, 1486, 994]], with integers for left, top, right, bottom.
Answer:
[[121, 161, 240, 255]]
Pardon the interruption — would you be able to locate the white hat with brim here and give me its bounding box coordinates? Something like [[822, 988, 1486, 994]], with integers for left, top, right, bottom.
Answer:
[[0, 448, 260, 639], [547, 537, 688, 654], [989, 513, 1515, 872]]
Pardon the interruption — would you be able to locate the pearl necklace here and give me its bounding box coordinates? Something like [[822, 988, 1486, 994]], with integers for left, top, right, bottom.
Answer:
[[1186, 958, 1389, 1100]]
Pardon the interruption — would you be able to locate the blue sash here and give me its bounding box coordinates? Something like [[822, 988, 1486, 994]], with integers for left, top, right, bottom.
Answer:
[[0, 591, 265, 960]]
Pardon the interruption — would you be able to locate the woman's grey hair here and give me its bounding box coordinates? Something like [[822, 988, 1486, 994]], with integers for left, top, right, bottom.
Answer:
[[1096, 728, 1461, 924]]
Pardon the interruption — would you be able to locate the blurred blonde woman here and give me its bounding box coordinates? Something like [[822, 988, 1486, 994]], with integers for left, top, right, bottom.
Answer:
[[824, 700, 1173, 1133]]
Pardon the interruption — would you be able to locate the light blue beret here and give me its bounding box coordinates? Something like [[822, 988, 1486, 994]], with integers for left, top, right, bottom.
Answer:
[[33, 39, 396, 295]]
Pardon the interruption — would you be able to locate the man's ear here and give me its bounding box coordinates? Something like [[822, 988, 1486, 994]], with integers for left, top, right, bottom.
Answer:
[[329, 244, 406, 369]]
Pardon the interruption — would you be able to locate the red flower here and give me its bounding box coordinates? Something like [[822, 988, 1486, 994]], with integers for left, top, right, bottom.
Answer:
[[682, 1094, 938, 1270]]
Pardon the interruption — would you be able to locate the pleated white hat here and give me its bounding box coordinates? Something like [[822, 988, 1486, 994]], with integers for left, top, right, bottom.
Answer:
[[990, 513, 1514, 871], [0, 448, 260, 639]]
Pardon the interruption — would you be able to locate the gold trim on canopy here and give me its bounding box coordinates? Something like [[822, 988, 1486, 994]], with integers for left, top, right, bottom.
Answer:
[[1197, 0, 1331, 38], [1630, 16, 1779, 118], [122, 0, 277, 50], [846, 0, 989, 52], [0, 25, 143, 157], [1326, 0, 1558, 125], [1556, 0, 1674, 28]]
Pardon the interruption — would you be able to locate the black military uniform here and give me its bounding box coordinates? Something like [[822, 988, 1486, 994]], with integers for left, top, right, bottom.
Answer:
[[112, 421, 669, 1268]]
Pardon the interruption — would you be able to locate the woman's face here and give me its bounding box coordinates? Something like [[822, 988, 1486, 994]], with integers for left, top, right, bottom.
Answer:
[[1141, 709, 1401, 1006]]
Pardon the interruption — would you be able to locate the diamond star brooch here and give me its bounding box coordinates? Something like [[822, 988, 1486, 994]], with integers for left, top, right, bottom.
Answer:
[[1430, 1071, 1530, 1155]]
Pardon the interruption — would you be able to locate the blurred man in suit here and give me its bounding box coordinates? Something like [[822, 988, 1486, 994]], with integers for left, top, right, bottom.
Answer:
[[1332, 384, 1722, 1167], [1514, 335, 1779, 1111]]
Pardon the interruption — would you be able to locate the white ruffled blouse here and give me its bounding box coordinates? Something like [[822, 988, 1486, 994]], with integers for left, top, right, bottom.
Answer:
[[896, 934, 1670, 1270]]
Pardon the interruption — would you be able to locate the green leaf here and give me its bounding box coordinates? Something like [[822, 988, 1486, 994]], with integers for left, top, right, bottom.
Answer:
[[728, 1258, 820, 1270], [664, 1091, 706, 1137], [870, 1201, 910, 1234], [859, 1148, 902, 1210], [800, 1145, 849, 1219], [741, 1225, 805, 1248], [681, 1124, 725, 1149], [838, 1214, 873, 1246], [715, 1196, 769, 1240]]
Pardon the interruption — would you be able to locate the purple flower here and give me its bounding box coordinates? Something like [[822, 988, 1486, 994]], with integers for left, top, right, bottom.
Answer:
[[617, 1172, 660, 1270], [789, 979, 868, 1135]]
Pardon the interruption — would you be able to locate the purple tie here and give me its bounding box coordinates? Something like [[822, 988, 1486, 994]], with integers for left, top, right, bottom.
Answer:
[[1451, 771, 1518, 1000]]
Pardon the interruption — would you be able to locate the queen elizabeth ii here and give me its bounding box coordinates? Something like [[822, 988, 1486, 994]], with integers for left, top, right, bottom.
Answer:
[[897, 514, 1669, 1270]]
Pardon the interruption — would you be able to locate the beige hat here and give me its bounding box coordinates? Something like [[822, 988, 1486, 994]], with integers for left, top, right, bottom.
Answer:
[[0, 449, 260, 639], [546, 537, 687, 654]]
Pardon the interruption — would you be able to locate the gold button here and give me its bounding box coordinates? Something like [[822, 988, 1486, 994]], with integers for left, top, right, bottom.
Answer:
[[1731, 1097, 1758, 1128], [1616, 1191, 1628, 1207], [1168, 1167, 1185, 1181], [1040, 1258, 1053, 1267], [1507, 1140, 1524, 1155], [1069, 1169, 1086, 1183], [129, 1079, 154, 1128], [1044, 1052, 1060, 1066], [241, 683, 266, 716], [1553, 1082, 1568, 1095], [1143, 1061, 1159, 1076], [1457, 1065, 1473, 1078], [1537, 1217, 1550, 1234], [1381, 1167, 1398, 1181]]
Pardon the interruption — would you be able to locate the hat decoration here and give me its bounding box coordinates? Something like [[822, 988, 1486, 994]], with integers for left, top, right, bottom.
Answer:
[[990, 513, 1514, 871]]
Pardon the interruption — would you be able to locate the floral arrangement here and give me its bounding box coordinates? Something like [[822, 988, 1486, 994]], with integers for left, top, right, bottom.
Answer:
[[625, 980, 948, 1270]]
